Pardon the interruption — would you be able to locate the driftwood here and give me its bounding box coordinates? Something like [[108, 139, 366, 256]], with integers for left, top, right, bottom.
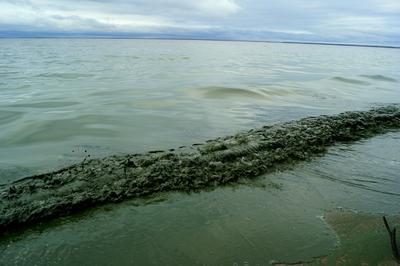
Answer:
[[383, 216, 400, 261]]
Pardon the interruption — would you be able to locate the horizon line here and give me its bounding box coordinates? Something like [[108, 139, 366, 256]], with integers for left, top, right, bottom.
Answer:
[[0, 35, 399, 49]]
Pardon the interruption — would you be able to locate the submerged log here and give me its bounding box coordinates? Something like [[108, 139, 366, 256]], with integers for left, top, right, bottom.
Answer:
[[1, 105, 400, 234]]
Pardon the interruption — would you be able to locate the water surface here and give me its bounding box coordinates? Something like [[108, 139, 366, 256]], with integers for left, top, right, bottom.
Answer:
[[0, 39, 399, 265], [1, 39, 399, 180]]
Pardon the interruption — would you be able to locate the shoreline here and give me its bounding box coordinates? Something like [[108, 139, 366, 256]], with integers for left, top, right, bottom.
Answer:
[[1, 105, 399, 234]]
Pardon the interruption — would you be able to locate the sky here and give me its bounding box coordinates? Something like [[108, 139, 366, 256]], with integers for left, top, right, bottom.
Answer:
[[0, 0, 399, 45]]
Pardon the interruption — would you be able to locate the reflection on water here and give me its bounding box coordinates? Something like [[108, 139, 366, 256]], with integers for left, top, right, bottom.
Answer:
[[0, 39, 399, 265]]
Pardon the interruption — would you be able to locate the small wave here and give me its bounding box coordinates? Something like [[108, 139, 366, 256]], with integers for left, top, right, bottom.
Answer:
[[307, 168, 400, 196], [35, 73, 95, 79], [0, 110, 23, 125], [352, 178, 378, 184], [360, 74, 397, 82], [198, 86, 266, 99], [70, 59, 97, 64], [154, 55, 190, 61], [258, 86, 304, 97], [332, 77, 370, 85], [8, 101, 80, 108], [104, 55, 140, 60], [13, 85, 31, 90], [132, 99, 179, 109], [0, 65, 15, 69], [0, 71, 19, 76], [0, 83, 28, 89], [4, 116, 118, 145]]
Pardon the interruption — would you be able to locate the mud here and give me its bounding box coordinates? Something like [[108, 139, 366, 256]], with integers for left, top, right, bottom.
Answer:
[[1, 105, 400, 234]]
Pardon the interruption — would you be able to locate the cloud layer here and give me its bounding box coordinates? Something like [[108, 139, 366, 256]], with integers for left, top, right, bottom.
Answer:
[[0, 0, 399, 45]]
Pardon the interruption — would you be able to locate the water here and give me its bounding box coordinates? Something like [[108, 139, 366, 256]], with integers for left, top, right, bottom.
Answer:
[[1, 39, 399, 180], [0, 39, 399, 264]]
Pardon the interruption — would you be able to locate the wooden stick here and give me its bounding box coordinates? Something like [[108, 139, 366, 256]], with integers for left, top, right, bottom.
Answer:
[[383, 216, 400, 261]]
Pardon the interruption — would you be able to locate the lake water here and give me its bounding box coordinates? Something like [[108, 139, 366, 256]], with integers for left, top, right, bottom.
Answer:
[[0, 39, 399, 265]]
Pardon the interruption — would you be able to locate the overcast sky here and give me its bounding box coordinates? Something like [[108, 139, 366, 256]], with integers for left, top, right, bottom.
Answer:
[[0, 0, 399, 45]]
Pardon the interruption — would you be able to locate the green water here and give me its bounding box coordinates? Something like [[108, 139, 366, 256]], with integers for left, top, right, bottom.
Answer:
[[1, 39, 399, 181], [0, 39, 399, 265]]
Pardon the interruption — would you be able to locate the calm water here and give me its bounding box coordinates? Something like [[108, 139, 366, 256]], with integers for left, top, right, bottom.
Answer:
[[0, 39, 399, 265]]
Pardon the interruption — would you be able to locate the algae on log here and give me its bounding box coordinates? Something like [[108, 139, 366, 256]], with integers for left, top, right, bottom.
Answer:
[[1, 105, 400, 234]]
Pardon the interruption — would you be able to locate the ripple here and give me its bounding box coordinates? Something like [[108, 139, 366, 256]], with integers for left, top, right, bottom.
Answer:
[[0, 110, 23, 125], [0, 71, 19, 76], [0, 164, 34, 183], [303, 133, 400, 197], [332, 76, 370, 85], [8, 101, 80, 108], [70, 59, 97, 64], [89, 90, 124, 97], [34, 73, 95, 79], [0, 65, 16, 69], [132, 99, 180, 109], [3, 116, 118, 145], [156, 55, 190, 61], [104, 55, 140, 60], [258, 86, 305, 97], [13, 84, 32, 90]]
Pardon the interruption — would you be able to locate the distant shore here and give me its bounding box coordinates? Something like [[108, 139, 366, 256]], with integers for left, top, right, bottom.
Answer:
[[0, 34, 399, 49]]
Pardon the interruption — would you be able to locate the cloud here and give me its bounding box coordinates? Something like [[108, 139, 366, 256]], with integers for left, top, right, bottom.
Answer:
[[231, 0, 400, 45], [370, 0, 400, 13], [324, 16, 390, 34], [0, 0, 399, 45], [0, 0, 230, 32]]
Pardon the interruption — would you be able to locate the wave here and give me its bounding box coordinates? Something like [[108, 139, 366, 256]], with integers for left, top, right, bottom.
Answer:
[[198, 86, 265, 99], [332, 76, 370, 85], [360, 74, 397, 82]]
